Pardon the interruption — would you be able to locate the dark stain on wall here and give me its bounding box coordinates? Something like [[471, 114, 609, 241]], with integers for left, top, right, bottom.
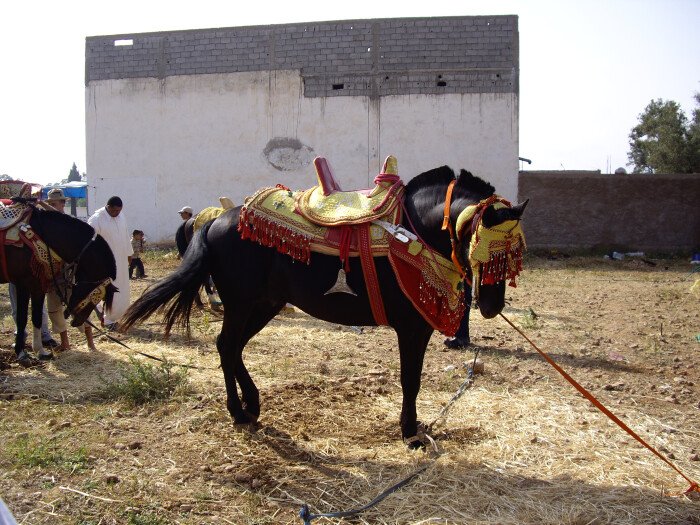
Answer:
[[263, 137, 315, 171]]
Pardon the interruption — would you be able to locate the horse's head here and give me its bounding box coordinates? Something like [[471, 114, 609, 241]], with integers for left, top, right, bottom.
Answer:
[[66, 279, 118, 327], [62, 233, 118, 326], [456, 196, 528, 318], [29, 210, 118, 325], [403, 166, 527, 319]]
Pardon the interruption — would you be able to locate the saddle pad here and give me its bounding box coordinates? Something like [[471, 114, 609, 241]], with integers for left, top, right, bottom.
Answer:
[[295, 178, 404, 227], [193, 206, 226, 232], [239, 186, 400, 263], [388, 237, 465, 336], [0, 203, 31, 231]]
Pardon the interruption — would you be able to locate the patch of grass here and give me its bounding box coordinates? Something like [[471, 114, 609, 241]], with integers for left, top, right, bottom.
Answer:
[[101, 356, 192, 406], [8, 436, 89, 471], [519, 307, 540, 329]]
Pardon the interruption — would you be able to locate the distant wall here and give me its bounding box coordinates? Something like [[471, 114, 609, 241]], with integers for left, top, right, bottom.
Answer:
[[518, 171, 700, 251], [85, 16, 520, 242]]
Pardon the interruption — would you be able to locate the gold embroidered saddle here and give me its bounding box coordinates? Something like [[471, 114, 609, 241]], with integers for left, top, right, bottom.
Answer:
[[238, 156, 404, 261], [295, 156, 404, 227]]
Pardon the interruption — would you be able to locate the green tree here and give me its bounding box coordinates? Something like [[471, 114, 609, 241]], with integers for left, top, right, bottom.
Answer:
[[687, 92, 700, 171], [67, 163, 81, 182], [627, 96, 700, 173]]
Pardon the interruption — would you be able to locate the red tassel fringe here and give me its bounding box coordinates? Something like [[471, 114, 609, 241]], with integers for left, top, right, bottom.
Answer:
[[480, 246, 524, 288], [238, 207, 312, 264]]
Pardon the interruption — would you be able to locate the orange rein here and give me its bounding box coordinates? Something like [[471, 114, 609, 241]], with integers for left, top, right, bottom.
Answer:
[[441, 180, 471, 286]]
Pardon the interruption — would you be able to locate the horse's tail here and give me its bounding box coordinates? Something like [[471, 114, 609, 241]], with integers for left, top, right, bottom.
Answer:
[[120, 222, 212, 336]]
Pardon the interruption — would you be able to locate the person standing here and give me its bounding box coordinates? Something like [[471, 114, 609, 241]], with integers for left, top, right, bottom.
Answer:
[[129, 230, 146, 279], [178, 206, 193, 221], [88, 196, 133, 330], [41, 188, 96, 350]]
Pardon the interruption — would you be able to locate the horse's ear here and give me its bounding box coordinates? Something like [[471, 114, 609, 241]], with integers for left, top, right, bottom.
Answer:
[[482, 199, 528, 227]]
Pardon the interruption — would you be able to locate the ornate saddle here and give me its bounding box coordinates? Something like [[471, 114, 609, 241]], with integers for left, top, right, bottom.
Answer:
[[0, 189, 63, 291], [0, 181, 38, 232], [295, 156, 404, 227], [239, 156, 404, 261]]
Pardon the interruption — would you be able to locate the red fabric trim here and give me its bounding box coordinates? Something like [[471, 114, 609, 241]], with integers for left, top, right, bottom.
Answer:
[[388, 238, 465, 336], [338, 225, 352, 272], [358, 225, 388, 325], [238, 206, 311, 264]]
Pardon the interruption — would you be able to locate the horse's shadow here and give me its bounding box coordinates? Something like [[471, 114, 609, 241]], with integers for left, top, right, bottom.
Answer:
[[225, 421, 699, 523]]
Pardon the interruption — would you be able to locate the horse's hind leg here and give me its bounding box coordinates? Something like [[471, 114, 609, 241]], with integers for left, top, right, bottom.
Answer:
[[216, 324, 248, 424], [217, 304, 280, 424], [12, 284, 30, 357], [234, 303, 284, 420]]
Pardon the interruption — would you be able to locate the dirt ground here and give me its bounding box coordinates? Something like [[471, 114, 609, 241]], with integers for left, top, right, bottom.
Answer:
[[1, 249, 699, 524]]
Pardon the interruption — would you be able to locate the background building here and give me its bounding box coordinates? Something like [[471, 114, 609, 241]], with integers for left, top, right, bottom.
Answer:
[[85, 16, 519, 242]]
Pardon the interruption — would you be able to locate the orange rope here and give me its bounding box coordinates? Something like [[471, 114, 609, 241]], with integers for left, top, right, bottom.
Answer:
[[499, 312, 700, 497]]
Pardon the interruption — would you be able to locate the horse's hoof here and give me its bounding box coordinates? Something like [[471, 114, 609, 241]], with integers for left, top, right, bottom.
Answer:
[[232, 410, 259, 430], [404, 436, 426, 450], [232, 421, 259, 433], [443, 337, 471, 349], [17, 352, 40, 368], [42, 338, 60, 349], [38, 352, 54, 361]]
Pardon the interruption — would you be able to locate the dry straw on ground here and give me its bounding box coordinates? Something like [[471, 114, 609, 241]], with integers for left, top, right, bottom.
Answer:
[[1, 250, 699, 524]]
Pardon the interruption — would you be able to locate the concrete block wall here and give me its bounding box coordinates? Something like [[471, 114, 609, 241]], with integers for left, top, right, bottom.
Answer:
[[518, 171, 700, 251], [85, 16, 517, 98]]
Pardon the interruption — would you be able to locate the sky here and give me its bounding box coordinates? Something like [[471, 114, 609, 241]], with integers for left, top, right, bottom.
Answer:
[[1, 0, 699, 185]]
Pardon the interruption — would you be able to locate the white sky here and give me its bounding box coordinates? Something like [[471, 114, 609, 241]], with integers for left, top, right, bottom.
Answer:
[[1, 0, 698, 185]]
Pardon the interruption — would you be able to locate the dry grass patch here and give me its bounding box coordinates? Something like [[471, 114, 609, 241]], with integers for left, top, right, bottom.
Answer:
[[1, 250, 699, 524]]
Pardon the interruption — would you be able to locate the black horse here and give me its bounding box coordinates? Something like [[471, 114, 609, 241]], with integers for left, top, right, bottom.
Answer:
[[121, 167, 526, 445], [174, 217, 195, 258], [1, 205, 117, 365], [176, 216, 220, 305]]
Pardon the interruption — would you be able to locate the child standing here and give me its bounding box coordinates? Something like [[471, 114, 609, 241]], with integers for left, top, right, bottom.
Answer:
[[129, 230, 146, 279]]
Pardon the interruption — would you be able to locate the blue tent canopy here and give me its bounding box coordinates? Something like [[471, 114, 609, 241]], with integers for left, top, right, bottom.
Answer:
[[41, 182, 87, 199]]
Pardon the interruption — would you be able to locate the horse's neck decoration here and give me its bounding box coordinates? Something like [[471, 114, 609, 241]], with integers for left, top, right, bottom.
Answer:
[[455, 196, 526, 292]]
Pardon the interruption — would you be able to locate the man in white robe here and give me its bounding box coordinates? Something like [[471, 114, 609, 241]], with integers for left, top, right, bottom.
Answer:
[[88, 196, 133, 328]]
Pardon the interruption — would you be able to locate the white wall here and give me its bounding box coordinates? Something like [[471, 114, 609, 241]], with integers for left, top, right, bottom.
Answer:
[[86, 70, 518, 242]]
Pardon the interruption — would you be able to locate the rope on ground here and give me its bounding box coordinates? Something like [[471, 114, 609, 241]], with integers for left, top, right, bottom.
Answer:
[[499, 312, 700, 497], [86, 320, 217, 371], [298, 345, 482, 523], [298, 465, 429, 525]]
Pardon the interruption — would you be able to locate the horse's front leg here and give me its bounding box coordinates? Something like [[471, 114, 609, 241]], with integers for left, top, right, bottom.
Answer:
[[396, 325, 433, 448]]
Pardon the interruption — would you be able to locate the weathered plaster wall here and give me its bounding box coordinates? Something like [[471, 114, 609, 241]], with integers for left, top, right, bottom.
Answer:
[[85, 16, 519, 242]]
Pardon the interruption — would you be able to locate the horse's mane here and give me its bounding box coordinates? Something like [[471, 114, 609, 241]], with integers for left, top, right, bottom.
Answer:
[[404, 165, 456, 197], [454, 169, 495, 200], [36, 207, 94, 236], [35, 207, 116, 279], [404, 165, 495, 203]]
